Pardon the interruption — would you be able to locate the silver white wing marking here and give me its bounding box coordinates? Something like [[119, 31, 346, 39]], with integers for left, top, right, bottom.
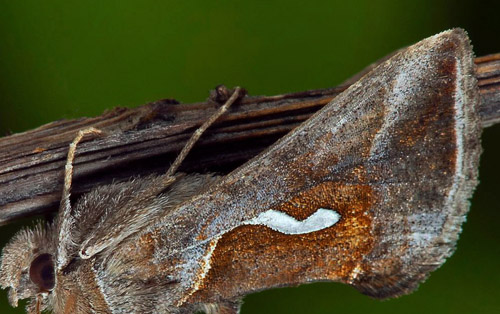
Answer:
[[243, 208, 340, 235]]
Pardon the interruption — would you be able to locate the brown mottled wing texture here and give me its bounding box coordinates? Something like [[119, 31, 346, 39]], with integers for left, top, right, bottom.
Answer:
[[141, 29, 480, 308]]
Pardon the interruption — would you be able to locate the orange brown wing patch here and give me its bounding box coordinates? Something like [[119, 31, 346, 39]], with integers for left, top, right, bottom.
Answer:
[[189, 181, 376, 303]]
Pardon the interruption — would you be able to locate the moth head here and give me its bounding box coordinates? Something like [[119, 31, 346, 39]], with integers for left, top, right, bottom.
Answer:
[[0, 222, 56, 311]]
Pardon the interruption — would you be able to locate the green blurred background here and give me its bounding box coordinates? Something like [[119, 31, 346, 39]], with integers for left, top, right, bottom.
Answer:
[[0, 1, 499, 313]]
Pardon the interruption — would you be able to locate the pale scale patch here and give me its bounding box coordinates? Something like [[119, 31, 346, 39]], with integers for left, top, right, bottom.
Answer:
[[243, 208, 340, 235], [177, 237, 220, 307]]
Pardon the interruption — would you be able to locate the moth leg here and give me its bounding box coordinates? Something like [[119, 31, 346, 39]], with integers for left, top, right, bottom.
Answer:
[[217, 301, 242, 314], [34, 294, 42, 314], [198, 301, 242, 314], [56, 127, 102, 268], [60, 128, 102, 219], [165, 86, 243, 177], [76, 86, 242, 260], [64, 88, 241, 262]]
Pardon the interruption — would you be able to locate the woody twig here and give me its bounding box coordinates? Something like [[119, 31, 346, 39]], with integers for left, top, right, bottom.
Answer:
[[0, 53, 499, 225]]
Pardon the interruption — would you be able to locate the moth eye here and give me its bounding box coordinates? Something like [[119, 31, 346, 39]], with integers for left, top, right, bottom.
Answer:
[[29, 253, 55, 291]]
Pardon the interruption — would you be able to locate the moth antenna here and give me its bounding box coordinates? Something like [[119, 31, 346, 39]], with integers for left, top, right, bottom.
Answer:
[[56, 127, 102, 268], [165, 86, 242, 178]]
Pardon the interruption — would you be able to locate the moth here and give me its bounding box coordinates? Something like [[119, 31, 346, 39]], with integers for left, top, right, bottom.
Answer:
[[0, 28, 481, 314]]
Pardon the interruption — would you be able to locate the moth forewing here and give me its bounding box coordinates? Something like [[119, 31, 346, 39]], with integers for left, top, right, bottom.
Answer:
[[138, 28, 479, 307]]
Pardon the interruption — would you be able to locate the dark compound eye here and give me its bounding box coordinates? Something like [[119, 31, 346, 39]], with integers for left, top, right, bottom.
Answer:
[[29, 253, 55, 291]]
